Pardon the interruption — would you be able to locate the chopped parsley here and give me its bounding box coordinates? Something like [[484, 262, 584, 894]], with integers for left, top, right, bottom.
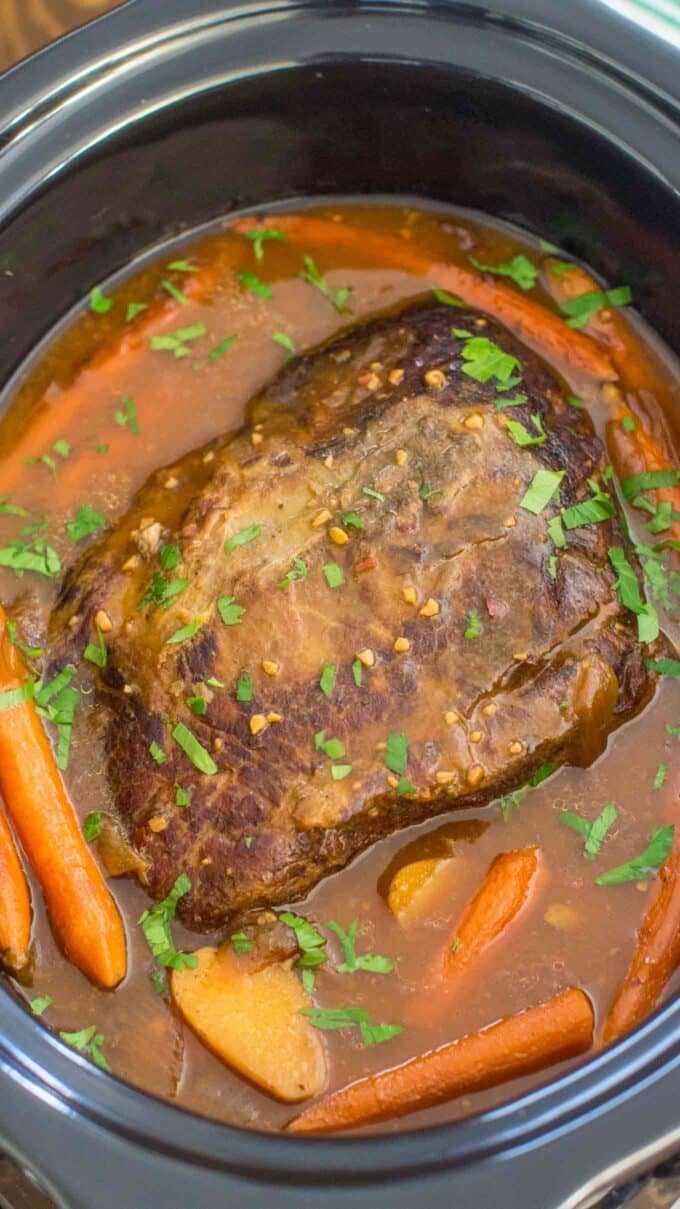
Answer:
[[432, 287, 464, 307], [505, 414, 547, 447], [272, 332, 297, 359], [29, 995, 53, 1016], [326, 919, 394, 974], [323, 563, 344, 589], [385, 733, 415, 796], [646, 657, 680, 679], [60, 1025, 111, 1072], [343, 511, 364, 529], [464, 609, 482, 639], [621, 469, 679, 500], [34, 668, 79, 770], [175, 785, 191, 807], [419, 484, 443, 501], [161, 279, 190, 306], [172, 722, 217, 775], [236, 672, 252, 702], [83, 625, 107, 668], [567, 396, 585, 410], [299, 1006, 402, 1047], [6, 621, 42, 660], [547, 553, 558, 579], [498, 761, 556, 822], [520, 469, 564, 515], [224, 523, 262, 554], [362, 486, 385, 502], [245, 227, 287, 261], [139, 873, 197, 971], [231, 932, 254, 954], [319, 662, 337, 698], [166, 620, 200, 645], [469, 253, 538, 291], [559, 285, 632, 329], [83, 812, 102, 842], [113, 397, 139, 434], [126, 302, 148, 322], [237, 271, 272, 300], [167, 259, 198, 273], [596, 824, 674, 886], [159, 543, 181, 571], [66, 505, 106, 543], [138, 573, 189, 612], [331, 763, 353, 780], [299, 254, 351, 315], [277, 558, 308, 589], [608, 546, 659, 643], [149, 741, 167, 765], [317, 735, 346, 759], [621, 416, 637, 433], [653, 764, 667, 790], [217, 596, 245, 626], [494, 393, 528, 411], [208, 335, 238, 361], [280, 910, 328, 991], [150, 322, 206, 358], [0, 495, 29, 517], [352, 659, 363, 687], [560, 802, 618, 858], [89, 286, 112, 314], [562, 490, 614, 529], [186, 694, 206, 716], [457, 334, 522, 387], [0, 679, 35, 711], [0, 537, 61, 580]]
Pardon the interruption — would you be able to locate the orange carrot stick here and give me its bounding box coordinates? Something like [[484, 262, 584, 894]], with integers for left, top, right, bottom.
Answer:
[[233, 215, 615, 382], [603, 848, 680, 1045], [0, 804, 31, 971], [440, 846, 540, 981], [544, 260, 680, 539], [0, 606, 126, 987], [288, 987, 594, 1134]]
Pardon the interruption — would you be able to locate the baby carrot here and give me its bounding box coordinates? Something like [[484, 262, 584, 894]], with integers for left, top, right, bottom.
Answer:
[[603, 848, 680, 1045], [0, 605, 126, 987], [544, 260, 680, 539], [0, 804, 31, 971], [441, 846, 541, 981], [288, 987, 594, 1133], [233, 214, 615, 381]]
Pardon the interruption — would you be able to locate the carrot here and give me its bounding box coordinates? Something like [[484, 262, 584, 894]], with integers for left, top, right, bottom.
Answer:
[[0, 804, 31, 971], [0, 606, 126, 987], [233, 214, 615, 382], [544, 260, 680, 539], [441, 847, 540, 981], [603, 848, 680, 1045], [288, 987, 594, 1133]]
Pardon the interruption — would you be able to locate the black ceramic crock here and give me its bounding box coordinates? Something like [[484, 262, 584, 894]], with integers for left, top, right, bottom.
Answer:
[[0, 2, 679, 1206]]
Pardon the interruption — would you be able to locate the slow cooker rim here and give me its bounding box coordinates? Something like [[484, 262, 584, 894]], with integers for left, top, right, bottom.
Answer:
[[0, 0, 679, 1184]]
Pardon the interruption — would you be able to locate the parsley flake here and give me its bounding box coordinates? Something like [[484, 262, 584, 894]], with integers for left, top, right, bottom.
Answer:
[[560, 802, 618, 858], [299, 254, 351, 315], [520, 469, 564, 515], [559, 285, 632, 329], [245, 227, 287, 261], [237, 271, 272, 300], [89, 286, 112, 314], [272, 332, 297, 358], [469, 253, 538, 291], [83, 812, 102, 842], [60, 1025, 111, 1072], [66, 506, 106, 543], [113, 397, 139, 434], [217, 596, 245, 626], [139, 873, 197, 971], [323, 563, 344, 589], [224, 523, 262, 554], [277, 558, 308, 589], [326, 919, 394, 974], [464, 609, 482, 639], [596, 824, 674, 886], [319, 662, 337, 698]]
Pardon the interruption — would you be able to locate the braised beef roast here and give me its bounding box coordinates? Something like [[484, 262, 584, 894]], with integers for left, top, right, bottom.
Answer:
[[51, 305, 653, 930]]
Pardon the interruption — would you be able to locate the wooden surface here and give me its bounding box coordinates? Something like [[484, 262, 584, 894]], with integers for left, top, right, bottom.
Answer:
[[0, 0, 123, 73]]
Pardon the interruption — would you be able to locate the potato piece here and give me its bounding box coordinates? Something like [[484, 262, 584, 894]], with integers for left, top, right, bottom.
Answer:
[[387, 857, 452, 924], [171, 946, 327, 1102]]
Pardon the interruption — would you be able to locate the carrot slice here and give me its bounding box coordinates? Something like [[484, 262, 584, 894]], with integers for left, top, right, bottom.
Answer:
[[603, 848, 680, 1045], [233, 215, 615, 381], [440, 846, 540, 981], [0, 803, 31, 971], [0, 605, 126, 987], [288, 986, 594, 1133]]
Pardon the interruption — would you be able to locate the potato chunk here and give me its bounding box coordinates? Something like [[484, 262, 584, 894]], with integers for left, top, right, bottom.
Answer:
[[387, 857, 452, 924], [172, 946, 327, 1102]]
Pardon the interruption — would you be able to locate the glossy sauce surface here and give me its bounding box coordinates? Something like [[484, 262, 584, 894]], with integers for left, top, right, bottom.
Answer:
[[0, 201, 678, 1133]]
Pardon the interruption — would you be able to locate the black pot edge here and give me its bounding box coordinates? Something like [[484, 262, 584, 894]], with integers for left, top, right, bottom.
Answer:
[[0, 3, 679, 1207]]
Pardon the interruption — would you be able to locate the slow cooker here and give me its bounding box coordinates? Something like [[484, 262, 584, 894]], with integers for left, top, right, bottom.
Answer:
[[0, 2, 679, 1206]]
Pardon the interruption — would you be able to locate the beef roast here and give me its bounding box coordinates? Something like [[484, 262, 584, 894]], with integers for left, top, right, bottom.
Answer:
[[51, 303, 653, 930]]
